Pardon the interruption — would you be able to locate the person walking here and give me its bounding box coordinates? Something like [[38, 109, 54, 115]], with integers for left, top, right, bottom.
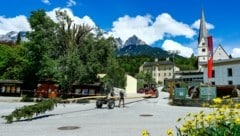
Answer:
[[118, 90, 125, 107]]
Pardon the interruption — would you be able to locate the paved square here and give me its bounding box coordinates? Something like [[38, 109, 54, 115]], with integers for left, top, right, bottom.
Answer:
[[0, 92, 207, 136]]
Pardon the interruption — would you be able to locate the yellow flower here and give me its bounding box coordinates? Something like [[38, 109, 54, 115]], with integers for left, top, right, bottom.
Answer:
[[180, 126, 187, 132], [167, 129, 173, 136], [216, 115, 224, 120], [213, 98, 222, 104], [235, 118, 240, 125], [234, 103, 240, 109], [202, 103, 209, 107], [142, 129, 150, 136], [205, 114, 213, 123], [217, 107, 226, 113], [222, 104, 229, 109]]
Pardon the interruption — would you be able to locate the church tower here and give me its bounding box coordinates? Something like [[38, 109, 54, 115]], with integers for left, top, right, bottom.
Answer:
[[198, 9, 209, 70]]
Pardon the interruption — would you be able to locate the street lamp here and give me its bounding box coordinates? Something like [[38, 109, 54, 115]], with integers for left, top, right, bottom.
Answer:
[[168, 50, 180, 99]]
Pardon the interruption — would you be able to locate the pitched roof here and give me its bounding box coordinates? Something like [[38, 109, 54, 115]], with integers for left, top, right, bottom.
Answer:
[[213, 44, 230, 60], [201, 57, 240, 66], [142, 60, 173, 67], [0, 80, 23, 84]]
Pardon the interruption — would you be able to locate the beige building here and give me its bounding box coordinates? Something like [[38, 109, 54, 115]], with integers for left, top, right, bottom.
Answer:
[[125, 74, 137, 95], [139, 59, 180, 85], [97, 74, 137, 95]]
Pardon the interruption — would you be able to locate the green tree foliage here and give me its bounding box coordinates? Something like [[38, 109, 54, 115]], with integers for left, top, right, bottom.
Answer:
[[55, 10, 125, 92], [105, 55, 126, 89], [117, 55, 152, 76], [135, 72, 155, 89], [54, 10, 95, 92], [22, 9, 58, 89], [175, 53, 198, 70], [0, 44, 26, 79]]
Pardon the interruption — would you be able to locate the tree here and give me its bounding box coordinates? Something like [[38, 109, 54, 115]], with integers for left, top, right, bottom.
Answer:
[[117, 55, 152, 76], [135, 71, 155, 89], [54, 10, 125, 92], [0, 44, 26, 79], [22, 9, 58, 89], [54, 10, 92, 92]]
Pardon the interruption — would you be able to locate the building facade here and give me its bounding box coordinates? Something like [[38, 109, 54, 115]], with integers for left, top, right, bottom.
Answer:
[[139, 59, 180, 85], [125, 75, 137, 95], [202, 58, 240, 85], [213, 45, 230, 61]]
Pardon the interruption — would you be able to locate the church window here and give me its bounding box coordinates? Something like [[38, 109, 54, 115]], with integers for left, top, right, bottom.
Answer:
[[202, 48, 206, 52], [202, 42, 205, 46]]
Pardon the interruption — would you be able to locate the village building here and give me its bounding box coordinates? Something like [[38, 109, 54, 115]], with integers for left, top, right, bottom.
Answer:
[[0, 80, 23, 97], [201, 57, 240, 86], [139, 58, 180, 85], [96, 74, 137, 96], [173, 9, 239, 91]]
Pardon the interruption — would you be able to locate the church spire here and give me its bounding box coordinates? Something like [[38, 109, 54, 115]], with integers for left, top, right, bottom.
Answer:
[[198, 9, 208, 44]]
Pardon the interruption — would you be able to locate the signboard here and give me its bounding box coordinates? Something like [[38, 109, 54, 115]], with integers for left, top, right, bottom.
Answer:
[[200, 86, 216, 100], [174, 88, 187, 99]]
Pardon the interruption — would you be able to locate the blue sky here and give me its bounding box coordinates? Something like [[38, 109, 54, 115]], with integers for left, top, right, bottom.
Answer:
[[0, 0, 240, 57]]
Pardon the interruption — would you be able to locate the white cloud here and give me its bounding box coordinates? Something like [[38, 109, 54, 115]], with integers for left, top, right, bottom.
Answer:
[[41, 0, 50, 5], [67, 0, 76, 7], [0, 15, 31, 35], [162, 40, 194, 58], [231, 48, 240, 58], [46, 8, 96, 27], [191, 19, 214, 30], [0, 8, 96, 35], [110, 13, 196, 45]]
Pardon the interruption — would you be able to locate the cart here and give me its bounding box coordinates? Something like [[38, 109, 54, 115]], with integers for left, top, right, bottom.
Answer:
[[96, 96, 116, 109]]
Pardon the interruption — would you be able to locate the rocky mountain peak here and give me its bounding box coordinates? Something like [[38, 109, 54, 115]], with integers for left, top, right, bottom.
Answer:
[[115, 37, 124, 49], [0, 31, 28, 43], [123, 35, 147, 47]]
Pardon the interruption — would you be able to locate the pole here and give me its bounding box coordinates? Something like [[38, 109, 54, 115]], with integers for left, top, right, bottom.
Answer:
[[168, 50, 180, 99]]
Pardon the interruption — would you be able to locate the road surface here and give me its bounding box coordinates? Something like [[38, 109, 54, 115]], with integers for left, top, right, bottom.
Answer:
[[0, 92, 207, 136]]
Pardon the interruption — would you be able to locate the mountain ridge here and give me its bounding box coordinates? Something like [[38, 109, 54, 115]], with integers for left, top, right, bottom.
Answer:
[[116, 35, 181, 58]]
